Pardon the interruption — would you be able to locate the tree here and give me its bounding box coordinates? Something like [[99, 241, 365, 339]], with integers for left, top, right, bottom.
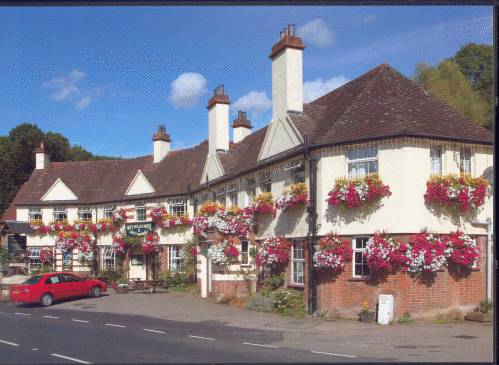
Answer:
[[414, 60, 490, 128]]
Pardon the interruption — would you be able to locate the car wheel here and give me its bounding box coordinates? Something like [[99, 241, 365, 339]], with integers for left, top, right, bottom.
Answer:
[[40, 293, 53, 307], [90, 286, 101, 298]]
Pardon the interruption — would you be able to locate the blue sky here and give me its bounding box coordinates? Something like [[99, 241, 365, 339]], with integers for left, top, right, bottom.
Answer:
[[0, 6, 493, 158]]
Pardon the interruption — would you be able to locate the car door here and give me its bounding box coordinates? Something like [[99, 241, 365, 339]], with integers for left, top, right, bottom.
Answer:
[[67, 274, 87, 296], [61, 274, 81, 297], [45, 275, 67, 300]]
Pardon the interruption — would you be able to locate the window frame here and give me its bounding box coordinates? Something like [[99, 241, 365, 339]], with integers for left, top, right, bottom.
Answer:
[[103, 206, 114, 219], [101, 246, 116, 270], [460, 148, 472, 174], [347, 147, 378, 179], [53, 208, 68, 223], [246, 177, 256, 206], [78, 207, 93, 222], [430, 145, 443, 175], [27, 247, 42, 271], [135, 205, 146, 222], [28, 208, 42, 222], [291, 240, 305, 285], [352, 236, 371, 278], [168, 245, 184, 272], [240, 240, 249, 266], [169, 200, 187, 217]]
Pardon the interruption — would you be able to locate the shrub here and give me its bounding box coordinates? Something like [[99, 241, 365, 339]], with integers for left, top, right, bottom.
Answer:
[[476, 300, 492, 314], [260, 273, 285, 297], [397, 311, 414, 324], [273, 288, 306, 318], [158, 271, 192, 290], [98, 269, 121, 283], [245, 293, 274, 313], [0, 247, 9, 265]]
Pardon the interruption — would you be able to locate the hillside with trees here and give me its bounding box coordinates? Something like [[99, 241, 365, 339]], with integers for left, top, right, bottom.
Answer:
[[0, 123, 116, 217], [413, 43, 493, 130]]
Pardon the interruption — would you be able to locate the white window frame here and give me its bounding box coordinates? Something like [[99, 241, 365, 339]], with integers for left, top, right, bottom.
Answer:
[[246, 178, 256, 206], [460, 148, 472, 174], [53, 208, 67, 223], [103, 206, 114, 219], [292, 169, 306, 184], [101, 246, 116, 270], [135, 205, 146, 221], [430, 145, 442, 175], [168, 199, 187, 216], [347, 147, 378, 179], [78, 207, 93, 222], [28, 208, 42, 222], [352, 236, 371, 278], [27, 247, 42, 271], [291, 240, 305, 285], [229, 191, 238, 207], [168, 245, 183, 272], [240, 240, 249, 266]]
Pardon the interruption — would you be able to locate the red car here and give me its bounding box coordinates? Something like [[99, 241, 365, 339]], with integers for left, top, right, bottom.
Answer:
[[10, 272, 107, 307]]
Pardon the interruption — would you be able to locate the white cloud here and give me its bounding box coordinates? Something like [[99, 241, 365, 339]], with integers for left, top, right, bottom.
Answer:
[[353, 14, 377, 25], [75, 96, 92, 110], [168, 72, 207, 108], [297, 18, 334, 48], [232, 91, 272, 117], [303, 76, 350, 102]]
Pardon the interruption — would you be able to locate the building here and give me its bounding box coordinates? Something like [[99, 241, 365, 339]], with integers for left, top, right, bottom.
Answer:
[[1, 24, 493, 318]]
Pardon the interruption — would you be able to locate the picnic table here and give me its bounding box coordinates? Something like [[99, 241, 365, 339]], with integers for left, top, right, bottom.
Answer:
[[129, 279, 168, 293]]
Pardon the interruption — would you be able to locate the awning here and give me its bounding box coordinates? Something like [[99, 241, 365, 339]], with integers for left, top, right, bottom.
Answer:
[[2, 221, 34, 235]]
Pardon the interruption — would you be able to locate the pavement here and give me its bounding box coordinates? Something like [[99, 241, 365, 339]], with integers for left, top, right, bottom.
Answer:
[[0, 290, 494, 363]]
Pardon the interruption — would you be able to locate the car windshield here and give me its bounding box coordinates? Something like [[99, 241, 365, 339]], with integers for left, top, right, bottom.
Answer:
[[22, 275, 44, 285]]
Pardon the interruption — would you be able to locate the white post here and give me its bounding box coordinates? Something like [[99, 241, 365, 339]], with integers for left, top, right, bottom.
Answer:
[[486, 217, 493, 303]]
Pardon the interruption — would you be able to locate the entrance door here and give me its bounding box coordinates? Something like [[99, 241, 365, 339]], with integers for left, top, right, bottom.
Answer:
[[129, 254, 147, 280]]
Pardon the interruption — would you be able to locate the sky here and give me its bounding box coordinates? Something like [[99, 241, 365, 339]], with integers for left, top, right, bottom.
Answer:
[[0, 5, 493, 158]]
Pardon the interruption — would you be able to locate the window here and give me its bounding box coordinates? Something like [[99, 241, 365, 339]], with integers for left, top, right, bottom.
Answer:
[[217, 194, 226, 207], [46, 275, 62, 285], [101, 246, 116, 270], [460, 148, 472, 174], [246, 178, 256, 206], [430, 146, 442, 175], [27, 247, 42, 271], [62, 274, 80, 282], [28, 208, 42, 222], [352, 237, 371, 278], [104, 207, 114, 219], [135, 205, 146, 221], [169, 200, 187, 216], [240, 240, 249, 265], [292, 169, 306, 184], [78, 207, 92, 222], [259, 171, 271, 193], [229, 191, 238, 207], [347, 147, 378, 179], [168, 245, 183, 271], [62, 251, 73, 271], [53, 208, 67, 223], [291, 240, 305, 285]]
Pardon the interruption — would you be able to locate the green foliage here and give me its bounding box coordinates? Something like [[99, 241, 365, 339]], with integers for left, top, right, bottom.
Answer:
[[98, 269, 121, 282], [261, 273, 285, 297], [0, 246, 8, 265], [245, 293, 274, 313], [273, 288, 306, 318], [0, 123, 117, 217], [158, 270, 193, 290], [476, 299, 492, 314], [123, 236, 141, 246], [180, 239, 198, 282], [452, 43, 492, 99], [397, 311, 414, 324]]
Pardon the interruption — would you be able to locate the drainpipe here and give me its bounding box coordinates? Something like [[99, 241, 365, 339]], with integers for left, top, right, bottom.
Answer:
[[304, 135, 318, 314], [472, 217, 493, 303]]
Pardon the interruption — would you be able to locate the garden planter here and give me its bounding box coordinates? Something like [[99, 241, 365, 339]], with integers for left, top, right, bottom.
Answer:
[[359, 312, 375, 323], [464, 312, 492, 322]]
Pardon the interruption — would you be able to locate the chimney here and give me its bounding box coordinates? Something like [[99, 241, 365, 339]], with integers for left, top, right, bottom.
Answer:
[[232, 111, 252, 143], [207, 85, 230, 155], [34, 142, 49, 170], [152, 124, 171, 163], [269, 24, 305, 121]]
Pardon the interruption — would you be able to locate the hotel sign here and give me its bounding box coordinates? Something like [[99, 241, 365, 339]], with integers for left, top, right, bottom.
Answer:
[[125, 222, 155, 237]]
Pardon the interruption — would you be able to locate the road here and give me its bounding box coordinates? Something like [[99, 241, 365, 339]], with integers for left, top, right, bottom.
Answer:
[[0, 302, 376, 364]]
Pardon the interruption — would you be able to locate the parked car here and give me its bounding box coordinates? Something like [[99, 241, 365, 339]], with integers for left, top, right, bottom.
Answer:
[[9, 272, 107, 307]]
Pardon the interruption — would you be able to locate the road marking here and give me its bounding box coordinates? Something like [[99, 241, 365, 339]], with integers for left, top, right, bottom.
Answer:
[[71, 319, 90, 323], [14, 312, 31, 316], [51, 353, 92, 364], [188, 335, 215, 341], [310, 350, 356, 358], [32, 348, 39, 351], [243, 342, 278, 348], [105, 323, 126, 328], [0, 339, 19, 347], [43, 315, 60, 319], [142, 329, 165, 334]]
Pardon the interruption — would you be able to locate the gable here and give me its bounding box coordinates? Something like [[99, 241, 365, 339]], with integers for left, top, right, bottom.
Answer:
[[41, 178, 78, 201], [200, 154, 225, 184], [125, 170, 155, 196], [258, 116, 304, 162]]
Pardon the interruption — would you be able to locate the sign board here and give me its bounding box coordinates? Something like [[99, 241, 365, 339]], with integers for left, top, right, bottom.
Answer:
[[8, 234, 26, 256], [125, 222, 155, 237]]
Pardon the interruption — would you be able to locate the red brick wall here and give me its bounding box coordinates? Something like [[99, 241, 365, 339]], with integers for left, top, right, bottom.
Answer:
[[211, 280, 250, 298], [311, 235, 487, 319]]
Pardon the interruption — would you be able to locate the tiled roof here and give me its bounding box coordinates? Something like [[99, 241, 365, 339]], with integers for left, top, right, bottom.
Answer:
[[6, 64, 492, 209]]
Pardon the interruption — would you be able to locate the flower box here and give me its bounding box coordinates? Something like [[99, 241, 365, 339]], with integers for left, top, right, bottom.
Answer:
[[247, 192, 276, 216], [275, 183, 308, 210]]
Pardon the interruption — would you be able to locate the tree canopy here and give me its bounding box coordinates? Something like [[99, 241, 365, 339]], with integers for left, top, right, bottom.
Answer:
[[414, 43, 493, 130], [0, 123, 116, 217]]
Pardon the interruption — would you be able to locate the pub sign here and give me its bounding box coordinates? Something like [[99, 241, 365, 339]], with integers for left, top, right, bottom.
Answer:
[[125, 222, 155, 237]]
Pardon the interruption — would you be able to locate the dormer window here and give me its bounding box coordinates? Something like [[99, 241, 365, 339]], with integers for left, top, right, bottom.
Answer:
[[347, 147, 378, 179], [53, 208, 67, 223], [78, 207, 92, 222]]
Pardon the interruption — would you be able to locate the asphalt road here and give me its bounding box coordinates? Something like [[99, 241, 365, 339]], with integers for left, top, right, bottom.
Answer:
[[0, 302, 378, 364]]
